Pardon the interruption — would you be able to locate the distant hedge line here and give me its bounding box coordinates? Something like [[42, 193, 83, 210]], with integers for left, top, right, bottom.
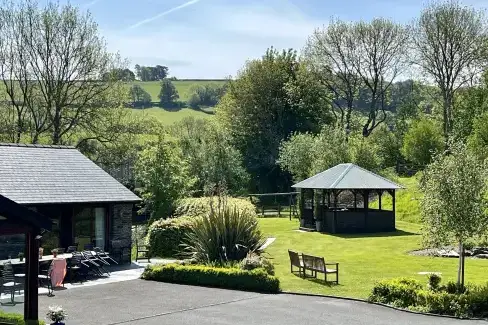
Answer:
[[141, 264, 280, 293]]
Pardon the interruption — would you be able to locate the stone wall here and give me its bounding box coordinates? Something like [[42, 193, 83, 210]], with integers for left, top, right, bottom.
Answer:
[[109, 203, 133, 263]]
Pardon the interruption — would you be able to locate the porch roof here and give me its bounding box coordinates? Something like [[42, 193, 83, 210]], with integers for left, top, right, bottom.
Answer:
[[292, 163, 404, 190], [0, 143, 140, 205], [0, 194, 52, 231]]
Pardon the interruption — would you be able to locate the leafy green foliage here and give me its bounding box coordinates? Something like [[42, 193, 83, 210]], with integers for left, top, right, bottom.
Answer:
[[402, 118, 444, 167], [0, 311, 46, 325], [147, 216, 194, 257], [279, 125, 385, 182], [135, 136, 195, 221], [420, 141, 488, 286], [141, 263, 280, 293], [467, 111, 488, 161], [420, 141, 488, 247], [135, 64, 168, 81], [128, 84, 152, 108], [174, 197, 256, 218], [217, 47, 332, 192], [187, 83, 228, 108], [182, 197, 264, 263], [158, 79, 180, 107], [370, 277, 488, 318], [240, 252, 275, 275], [169, 117, 249, 195], [428, 273, 442, 291]]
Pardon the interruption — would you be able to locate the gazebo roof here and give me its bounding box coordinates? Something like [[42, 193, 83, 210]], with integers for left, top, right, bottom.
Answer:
[[292, 163, 404, 190]]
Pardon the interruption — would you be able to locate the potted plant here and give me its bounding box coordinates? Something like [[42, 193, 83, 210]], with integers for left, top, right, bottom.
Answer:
[[39, 247, 44, 259], [46, 305, 67, 325], [18, 252, 24, 262], [52, 248, 58, 258]]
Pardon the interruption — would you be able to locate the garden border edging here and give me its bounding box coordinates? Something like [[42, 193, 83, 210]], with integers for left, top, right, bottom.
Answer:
[[282, 290, 488, 321]]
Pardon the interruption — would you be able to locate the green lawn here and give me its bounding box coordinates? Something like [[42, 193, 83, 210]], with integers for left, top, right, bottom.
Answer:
[[259, 218, 488, 298], [134, 80, 227, 102], [131, 107, 213, 125]]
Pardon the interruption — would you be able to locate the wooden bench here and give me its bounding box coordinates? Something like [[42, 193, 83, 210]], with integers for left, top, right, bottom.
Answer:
[[288, 250, 304, 277], [301, 253, 339, 284]]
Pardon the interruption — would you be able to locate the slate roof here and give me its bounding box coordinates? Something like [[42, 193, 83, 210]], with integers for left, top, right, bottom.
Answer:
[[292, 163, 404, 190], [0, 143, 140, 205]]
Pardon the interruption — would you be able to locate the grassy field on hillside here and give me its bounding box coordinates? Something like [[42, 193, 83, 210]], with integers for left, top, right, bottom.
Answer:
[[371, 174, 422, 223], [260, 218, 488, 298], [134, 80, 227, 102], [131, 107, 213, 125]]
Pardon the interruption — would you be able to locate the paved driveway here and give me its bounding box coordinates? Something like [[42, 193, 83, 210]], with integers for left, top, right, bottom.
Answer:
[[28, 280, 485, 325]]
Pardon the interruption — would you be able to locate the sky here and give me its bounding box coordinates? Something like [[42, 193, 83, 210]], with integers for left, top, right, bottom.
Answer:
[[67, 0, 488, 79]]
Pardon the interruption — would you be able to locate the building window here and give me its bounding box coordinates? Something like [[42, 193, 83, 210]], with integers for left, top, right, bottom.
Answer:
[[73, 207, 107, 250]]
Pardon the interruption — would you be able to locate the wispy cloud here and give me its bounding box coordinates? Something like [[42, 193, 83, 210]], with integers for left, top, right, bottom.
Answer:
[[83, 0, 101, 8], [127, 0, 201, 30]]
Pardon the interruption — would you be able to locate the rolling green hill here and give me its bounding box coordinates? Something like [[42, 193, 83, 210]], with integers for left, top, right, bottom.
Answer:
[[131, 107, 213, 126], [134, 80, 227, 102]]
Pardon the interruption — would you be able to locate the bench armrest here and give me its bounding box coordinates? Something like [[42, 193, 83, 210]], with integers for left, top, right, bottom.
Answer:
[[324, 262, 339, 266]]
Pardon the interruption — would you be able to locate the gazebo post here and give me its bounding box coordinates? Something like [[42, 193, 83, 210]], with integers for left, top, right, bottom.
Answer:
[[353, 190, 357, 209], [299, 190, 305, 220], [24, 230, 39, 323], [378, 190, 382, 211], [322, 189, 326, 218], [332, 190, 338, 233], [364, 190, 369, 230]]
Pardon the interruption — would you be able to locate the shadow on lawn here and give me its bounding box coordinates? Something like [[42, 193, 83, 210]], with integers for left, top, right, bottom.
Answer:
[[328, 229, 419, 239], [293, 273, 341, 287]]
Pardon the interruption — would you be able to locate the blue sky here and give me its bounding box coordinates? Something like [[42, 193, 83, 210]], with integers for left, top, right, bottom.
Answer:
[[70, 0, 487, 78]]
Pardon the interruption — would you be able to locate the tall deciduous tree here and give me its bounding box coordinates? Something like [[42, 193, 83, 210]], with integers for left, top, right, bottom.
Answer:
[[158, 79, 179, 107], [413, 0, 488, 143], [217, 48, 332, 192], [0, 0, 127, 145], [305, 19, 362, 134], [420, 141, 488, 289], [352, 18, 410, 137]]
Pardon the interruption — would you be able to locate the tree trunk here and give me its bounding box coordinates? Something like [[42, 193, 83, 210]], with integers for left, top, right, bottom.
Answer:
[[457, 241, 464, 291]]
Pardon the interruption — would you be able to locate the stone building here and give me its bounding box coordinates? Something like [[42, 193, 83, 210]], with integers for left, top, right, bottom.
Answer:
[[0, 143, 140, 262]]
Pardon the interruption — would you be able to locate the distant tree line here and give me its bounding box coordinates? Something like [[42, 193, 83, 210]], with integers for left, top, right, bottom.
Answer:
[[135, 65, 169, 81]]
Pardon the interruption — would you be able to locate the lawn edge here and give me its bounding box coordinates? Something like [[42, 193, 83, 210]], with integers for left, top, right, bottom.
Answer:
[[281, 291, 488, 321]]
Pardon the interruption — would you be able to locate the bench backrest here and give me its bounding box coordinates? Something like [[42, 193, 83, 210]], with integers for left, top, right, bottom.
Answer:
[[302, 253, 325, 272], [288, 250, 301, 267]]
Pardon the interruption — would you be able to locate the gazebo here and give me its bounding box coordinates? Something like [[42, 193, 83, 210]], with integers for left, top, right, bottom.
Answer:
[[0, 194, 52, 322], [292, 163, 403, 234]]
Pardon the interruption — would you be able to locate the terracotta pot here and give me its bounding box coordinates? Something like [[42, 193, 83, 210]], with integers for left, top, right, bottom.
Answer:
[[52, 251, 58, 258]]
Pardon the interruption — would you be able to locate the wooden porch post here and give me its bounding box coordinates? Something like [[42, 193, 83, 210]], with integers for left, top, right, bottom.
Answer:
[[24, 230, 39, 322]]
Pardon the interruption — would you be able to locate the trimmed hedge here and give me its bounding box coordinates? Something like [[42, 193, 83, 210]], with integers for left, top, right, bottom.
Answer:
[[174, 197, 256, 218], [141, 263, 280, 293], [0, 311, 45, 325], [369, 277, 488, 318], [147, 216, 194, 257]]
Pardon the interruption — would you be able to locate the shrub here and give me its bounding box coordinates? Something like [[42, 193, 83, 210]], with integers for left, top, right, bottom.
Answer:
[[182, 198, 264, 263], [370, 277, 488, 318], [369, 278, 422, 307], [141, 263, 280, 293], [147, 216, 194, 257], [240, 252, 275, 275], [0, 311, 46, 325], [174, 197, 256, 218], [427, 273, 442, 291]]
